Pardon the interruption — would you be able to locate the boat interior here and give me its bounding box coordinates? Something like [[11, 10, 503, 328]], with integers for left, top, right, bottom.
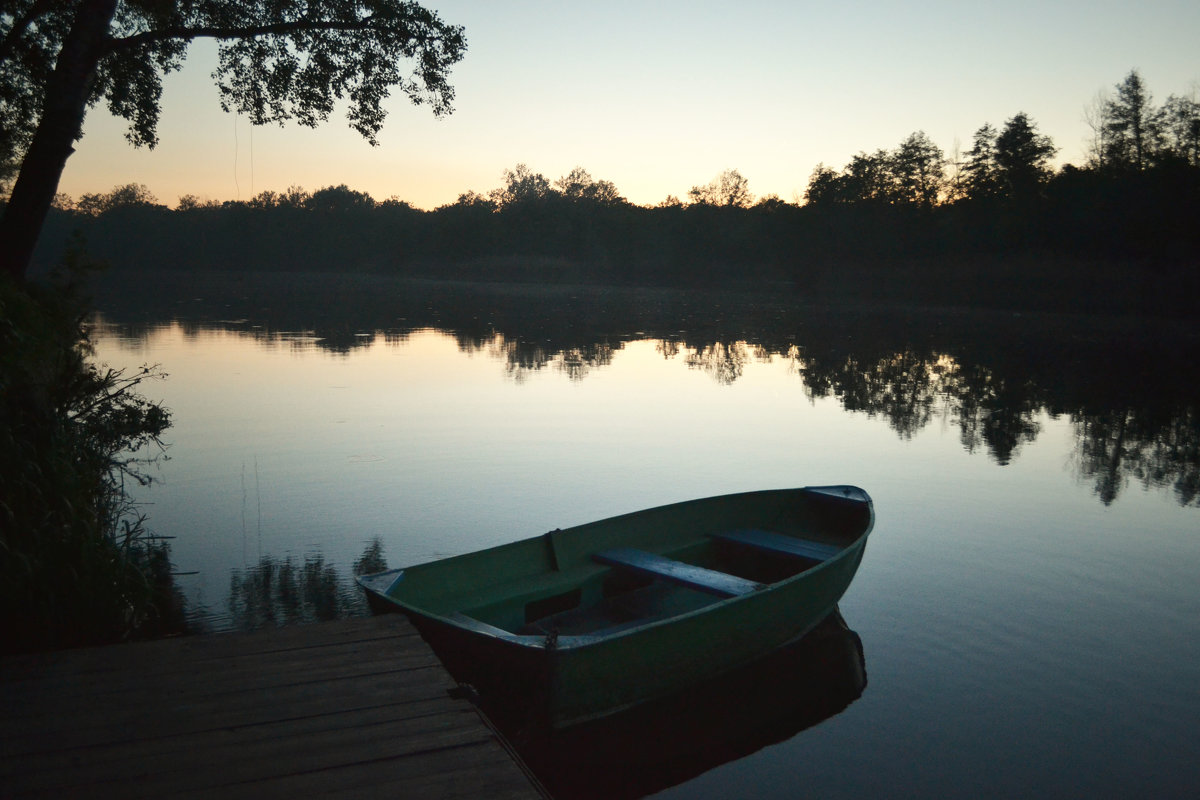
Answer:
[[457, 528, 847, 640]]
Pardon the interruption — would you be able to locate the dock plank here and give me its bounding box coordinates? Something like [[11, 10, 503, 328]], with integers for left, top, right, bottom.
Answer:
[[0, 642, 443, 711], [0, 616, 543, 799]]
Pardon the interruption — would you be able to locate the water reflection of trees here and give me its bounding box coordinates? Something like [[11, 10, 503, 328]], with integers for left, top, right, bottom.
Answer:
[[801, 350, 946, 440], [685, 341, 768, 385], [556, 344, 616, 381], [794, 349, 1045, 463], [451, 333, 619, 382], [1073, 407, 1199, 506], [91, 273, 1200, 507], [226, 540, 389, 631], [951, 365, 1043, 466]]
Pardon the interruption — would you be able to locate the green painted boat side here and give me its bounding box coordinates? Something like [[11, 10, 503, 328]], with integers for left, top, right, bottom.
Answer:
[[357, 485, 874, 728], [512, 609, 866, 799]]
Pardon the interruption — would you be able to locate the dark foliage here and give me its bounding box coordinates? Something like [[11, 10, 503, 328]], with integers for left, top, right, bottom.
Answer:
[[0, 259, 177, 653], [31, 145, 1200, 318], [16, 69, 1200, 319], [0, 0, 467, 281]]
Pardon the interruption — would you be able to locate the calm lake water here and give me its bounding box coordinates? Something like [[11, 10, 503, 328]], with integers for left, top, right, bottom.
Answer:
[[90, 272, 1199, 799]]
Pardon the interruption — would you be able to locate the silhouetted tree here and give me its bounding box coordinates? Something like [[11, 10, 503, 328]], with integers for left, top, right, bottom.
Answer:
[[75, 182, 160, 215], [844, 150, 896, 203], [891, 131, 944, 207], [688, 169, 754, 207], [555, 167, 624, 205], [803, 164, 841, 206], [449, 190, 499, 212], [994, 112, 1056, 203], [0, 0, 466, 282], [307, 184, 376, 213], [176, 193, 218, 210], [277, 186, 312, 210], [1158, 93, 1200, 167], [943, 139, 968, 204], [1104, 70, 1157, 171], [1083, 90, 1114, 170], [491, 163, 554, 206], [962, 123, 1002, 201], [804, 151, 895, 205], [753, 194, 788, 211]]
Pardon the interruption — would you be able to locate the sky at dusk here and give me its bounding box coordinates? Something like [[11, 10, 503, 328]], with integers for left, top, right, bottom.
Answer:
[[58, 0, 1200, 209]]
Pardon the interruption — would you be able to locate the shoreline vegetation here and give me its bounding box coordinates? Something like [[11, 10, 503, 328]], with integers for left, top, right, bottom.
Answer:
[[25, 69, 1200, 318], [30, 179, 1199, 318], [1, 267, 182, 654]]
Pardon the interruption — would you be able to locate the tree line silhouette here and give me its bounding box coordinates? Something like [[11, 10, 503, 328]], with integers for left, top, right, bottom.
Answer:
[[27, 70, 1200, 315]]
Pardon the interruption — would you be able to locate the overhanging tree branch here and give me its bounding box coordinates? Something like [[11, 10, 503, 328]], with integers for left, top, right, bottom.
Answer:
[[0, 0, 466, 283], [105, 17, 392, 53]]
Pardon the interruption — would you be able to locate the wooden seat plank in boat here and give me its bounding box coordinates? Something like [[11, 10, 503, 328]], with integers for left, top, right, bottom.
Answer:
[[711, 528, 842, 562], [593, 548, 764, 598]]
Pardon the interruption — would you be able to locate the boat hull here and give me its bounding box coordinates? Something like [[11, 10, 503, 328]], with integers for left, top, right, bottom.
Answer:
[[514, 609, 866, 800], [359, 486, 874, 727]]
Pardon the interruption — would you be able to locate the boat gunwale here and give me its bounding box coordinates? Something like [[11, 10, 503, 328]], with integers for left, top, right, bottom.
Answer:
[[357, 486, 875, 652]]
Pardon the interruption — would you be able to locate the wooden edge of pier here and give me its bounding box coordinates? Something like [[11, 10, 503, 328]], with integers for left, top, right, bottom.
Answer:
[[0, 615, 546, 799]]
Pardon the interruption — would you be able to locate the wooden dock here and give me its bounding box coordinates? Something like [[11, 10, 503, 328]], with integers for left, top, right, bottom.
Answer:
[[0, 616, 545, 798]]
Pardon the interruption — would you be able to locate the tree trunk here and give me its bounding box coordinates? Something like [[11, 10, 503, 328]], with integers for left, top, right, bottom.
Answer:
[[0, 0, 118, 283]]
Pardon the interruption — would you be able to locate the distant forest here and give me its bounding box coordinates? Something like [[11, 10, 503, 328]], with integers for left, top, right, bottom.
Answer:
[[24, 70, 1200, 315]]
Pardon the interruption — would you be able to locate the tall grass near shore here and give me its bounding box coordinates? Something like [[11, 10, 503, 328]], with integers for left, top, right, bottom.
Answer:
[[1, 261, 177, 653]]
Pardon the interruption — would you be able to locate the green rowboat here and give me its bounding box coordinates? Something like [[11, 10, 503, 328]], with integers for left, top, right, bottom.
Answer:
[[357, 485, 874, 728]]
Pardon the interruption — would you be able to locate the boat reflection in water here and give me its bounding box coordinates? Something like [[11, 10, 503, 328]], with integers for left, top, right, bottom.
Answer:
[[489, 609, 866, 800]]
